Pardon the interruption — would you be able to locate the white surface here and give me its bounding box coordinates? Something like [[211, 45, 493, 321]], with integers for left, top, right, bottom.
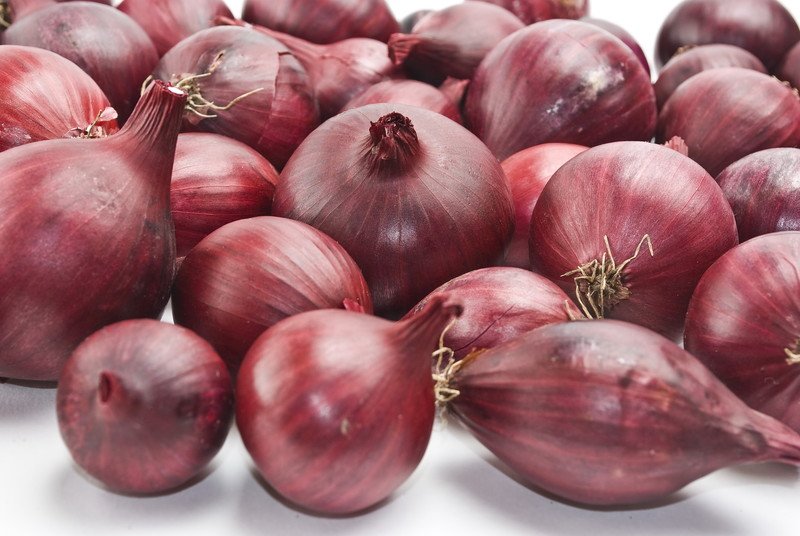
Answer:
[[5, 1, 800, 535]]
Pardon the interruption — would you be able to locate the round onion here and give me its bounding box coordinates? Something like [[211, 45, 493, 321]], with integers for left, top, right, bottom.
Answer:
[[778, 41, 800, 89], [581, 17, 650, 77], [475, 0, 589, 24], [343, 80, 461, 123]]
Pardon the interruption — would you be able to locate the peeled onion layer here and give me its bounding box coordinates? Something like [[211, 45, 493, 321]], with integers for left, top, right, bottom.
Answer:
[[475, 0, 589, 25], [343, 80, 461, 124]]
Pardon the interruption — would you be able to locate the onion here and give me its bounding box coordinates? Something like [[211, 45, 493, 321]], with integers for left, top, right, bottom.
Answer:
[[657, 67, 800, 177], [172, 216, 373, 374], [400, 10, 431, 33], [242, 0, 399, 45], [237, 296, 461, 515], [717, 148, 800, 241], [118, 0, 233, 57], [152, 26, 319, 169], [57, 319, 234, 495], [171, 133, 278, 258], [388, 2, 524, 84], [778, 41, 800, 89], [2, 1, 159, 121], [465, 20, 656, 161], [273, 105, 514, 317], [685, 232, 800, 434], [0, 45, 118, 152], [654, 44, 767, 109], [0, 81, 186, 381], [530, 141, 738, 340], [581, 17, 650, 77], [439, 319, 800, 506], [439, 77, 469, 110], [343, 80, 461, 124], [500, 143, 588, 269], [475, 0, 589, 24]]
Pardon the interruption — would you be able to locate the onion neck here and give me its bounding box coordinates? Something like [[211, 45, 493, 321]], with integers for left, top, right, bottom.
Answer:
[[6, 0, 54, 22], [394, 295, 463, 366], [366, 113, 421, 175]]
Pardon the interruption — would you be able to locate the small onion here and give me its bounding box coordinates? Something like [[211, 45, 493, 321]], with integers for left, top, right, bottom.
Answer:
[[476, 0, 589, 25], [343, 80, 461, 123], [778, 41, 800, 89], [581, 17, 650, 77]]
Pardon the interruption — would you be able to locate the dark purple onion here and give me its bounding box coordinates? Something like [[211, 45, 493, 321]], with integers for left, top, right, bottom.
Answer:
[[581, 17, 650, 77], [476, 0, 589, 24], [778, 41, 800, 88], [343, 80, 461, 123]]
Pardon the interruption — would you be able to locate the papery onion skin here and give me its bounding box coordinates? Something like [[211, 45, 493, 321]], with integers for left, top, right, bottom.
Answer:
[[172, 216, 373, 375], [0, 45, 118, 152], [717, 148, 800, 241], [529, 141, 738, 340], [171, 133, 278, 258], [465, 20, 656, 161], [476, 0, 589, 25], [343, 80, 461, 124], [56, 319, 234, 495], [778, 41, 800, 89], [448, 319, 800, 506], [657, 67, 800, 177], [237, 296, 461, 515], [273, 104, 514, 318], [581, 17, 650, 77], [655, 0, 800, 71]]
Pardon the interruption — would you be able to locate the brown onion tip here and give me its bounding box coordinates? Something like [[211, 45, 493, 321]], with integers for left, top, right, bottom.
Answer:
[[367, 112, 421, 171]]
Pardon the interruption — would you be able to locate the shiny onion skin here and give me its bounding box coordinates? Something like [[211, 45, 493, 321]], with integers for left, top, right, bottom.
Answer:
[[0, 81, 186, 381], [717, 148, 800, 241], [388, 2, 524, 84], [153, 26, 319, 169], [237, 297, 461, 515], [465, 21, 656, 161], [476, 0, 589, 25], [0, 45, 118, 152], [57, 320, 234, 495], [581, 17, 650, 77], [242, 0, 399, 45], [343, 80, 461, 124], [172, 216, 373, 375], [444, 320, 800, 506], [778, 41, 800, 89], [406, 268, 581, 361], [500, 143, 588, 269], [654, 44, 767, 109], [656, 0, 800, 71], [273, 105, 515, 318], [2, 1, 159, 121], [171, 133, 278, 258], [685, 233, 800, 433], [118, 0, 233, 57], [530, 142, 738, 340], [657, 68, 800, 177]]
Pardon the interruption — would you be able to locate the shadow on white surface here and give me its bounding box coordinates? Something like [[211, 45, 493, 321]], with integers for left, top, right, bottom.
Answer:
[[0, 381, 57, 423]]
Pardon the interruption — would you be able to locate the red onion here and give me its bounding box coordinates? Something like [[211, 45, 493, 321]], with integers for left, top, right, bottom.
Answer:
[[388, 3, 524, 84], [440, 319, 800, 506], [656, 0, 800, 71], [581, 17, 650, 77], [242, 0, 399, 45], [530, 141, 738, 340], [57, 319, 234, 494], [465, 20, 656, 161], [400, 10, 431, 33], [501, 143, 588, 269], [717, 148, 800, 241], [654, 44, 767, 109], [0, 81, 186, 381], [657, 67, 800, 177], [152, 26, 319, 169], [343, 80, 461, 124], [118, 0, 233, 57], [237, 296, 461, 514], [406, 268, 581, 361], [172, 216, 373, 374], [2, 1, 159, 121], [778, 41, 800, 88], [171, 133, 278, 258], [273, 105, 514, 317], [476, 0, 589, 25], [439, 77, 469, 110], [0, 45, 118, 152]]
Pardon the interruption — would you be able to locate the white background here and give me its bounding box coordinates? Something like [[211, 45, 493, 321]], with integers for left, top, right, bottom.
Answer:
[[4, 1, 800, 535]]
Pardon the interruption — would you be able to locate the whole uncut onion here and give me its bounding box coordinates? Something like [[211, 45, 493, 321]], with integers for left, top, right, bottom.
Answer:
[[343, 80, 461, 123], [581, 17, 650, 77], [476, 0, 589, 24]]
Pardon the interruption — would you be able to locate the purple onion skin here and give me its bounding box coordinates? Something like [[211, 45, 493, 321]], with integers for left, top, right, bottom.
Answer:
[[654, 44, 767, 109], [657, 67, 800, 177], [57, 320, 233, 495], [581, 17, 650, 78], [343, 80, 461, 124], [685, 233, 800, 434], [400, 10, 431, 33], [465, 20, 656, 161], [449, 319, 800, 506], [656, 0, 800, 71], [717, 148, 800, 241], [476, 0, 589, 25], [530, 142, 738, 341], [778, 41, 800, 88]]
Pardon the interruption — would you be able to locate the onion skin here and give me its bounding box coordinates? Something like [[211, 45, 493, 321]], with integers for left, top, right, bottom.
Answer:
[[465, 20, 656, 161], [172, 216, 373, 375], [0, 81, 186, 381], [657, 67, 800, 177], [237, 296, 461, 515], [656, 0, 800, 71], [400, 10, 431, 33], [56, 320, 234, 495], [273, 104, 514, 318], [778, 41, 800, 89], [717, 148, 800, 241], [447, 320, 800, 506], [343, 80, 461, 124], [529, 141, 738, 340], [0, 45, 118, 152], [476, 0, 589, 25], [581, 18, 650, 78], [439, 77, 469, 110]]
